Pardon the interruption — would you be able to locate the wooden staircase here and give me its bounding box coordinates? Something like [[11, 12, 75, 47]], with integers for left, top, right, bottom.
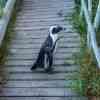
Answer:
[[0, 0, 87, 100]]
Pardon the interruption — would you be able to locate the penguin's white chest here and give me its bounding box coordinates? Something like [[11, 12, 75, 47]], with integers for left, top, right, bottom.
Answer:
[[52, 34, 58, 44], [51, 34, 58, 53]]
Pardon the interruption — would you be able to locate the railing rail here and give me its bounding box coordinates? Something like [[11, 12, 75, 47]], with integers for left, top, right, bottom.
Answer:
[[0, 0, 16, 46], [80, 0, 100, 68]]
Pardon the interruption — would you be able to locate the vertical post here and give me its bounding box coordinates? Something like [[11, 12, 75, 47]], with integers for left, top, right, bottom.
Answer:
[[94, 0, 100, 30], [87, 0, 92, 49], [87, 28, 91, 49], [0, 0, 3, 8], [88, 0, 92, 19], [80, 0, 83, 17]]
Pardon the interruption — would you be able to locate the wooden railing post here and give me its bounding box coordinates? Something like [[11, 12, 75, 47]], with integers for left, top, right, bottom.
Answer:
[[81, 0, 100, 68], [87, 0, 92, 49], [88, 0, 92, 19], [94, 0, 100, 30], [80, 0, 83, 17]]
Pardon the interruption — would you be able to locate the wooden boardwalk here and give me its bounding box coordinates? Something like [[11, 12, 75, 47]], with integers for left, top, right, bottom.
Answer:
[[0, 0, 87, 100]]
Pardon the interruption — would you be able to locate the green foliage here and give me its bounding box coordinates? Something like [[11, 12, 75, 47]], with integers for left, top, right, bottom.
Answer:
[[96, 30, 100, 46], [0, 7, 3, 17], [74, 0, 81, 13], [73, 15, 86, 36], [92, 0, 99, 20], [92, 0, 100, 46], [0, 10, 16, 64], [74, 0, 99, 21], [72, 10, 87, 44], [71, 0, 100, 97], [71, 79, 87, 95], [73, 46, 100, 96], [0, 0, 19, 64], [0, 0, 7, 8], [0, 0, 7, 17]]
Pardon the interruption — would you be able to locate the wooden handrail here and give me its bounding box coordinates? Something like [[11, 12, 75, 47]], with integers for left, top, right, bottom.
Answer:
[[94, 0, 100, 30], [0, 0, 16, 46], [80, 0, 100, 68]]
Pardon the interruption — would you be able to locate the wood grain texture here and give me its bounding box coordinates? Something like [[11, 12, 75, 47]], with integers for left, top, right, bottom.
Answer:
[[0, 0, 86, 99]]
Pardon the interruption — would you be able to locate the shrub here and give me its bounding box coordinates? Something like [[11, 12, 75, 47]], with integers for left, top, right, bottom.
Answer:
[[0, 0, 8, 17], [71, 0, 100, 97], [73, 47, 100, 96]]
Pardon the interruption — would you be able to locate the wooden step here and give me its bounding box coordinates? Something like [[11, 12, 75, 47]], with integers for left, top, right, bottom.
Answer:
[[0, 0, 82, 99], [8, 47, 79, 54], [4, 72, 77, 80], [0, 66, 78, 73], [0, 97, 88, 100], [5, 59, 75, 66], [0, 88, 78, 97]]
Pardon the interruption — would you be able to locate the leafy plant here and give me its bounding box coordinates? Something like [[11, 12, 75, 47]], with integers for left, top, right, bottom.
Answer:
[[0, 0, 21, 64], [0, 7, 3, 17], [72, 13, 86, 37], [0, 0, 22, 84], [71, 0, 100, 97], [0, 0, 7, 17], [0, 0, 7, 8], [73, 46, 100, 96], [92, 0, 99, 20]]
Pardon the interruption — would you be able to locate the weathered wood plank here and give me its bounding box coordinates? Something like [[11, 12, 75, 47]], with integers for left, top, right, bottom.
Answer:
[[9, 33, 79, 40], [9, 40, 79, 45], [12, 28, 77, 33], [0, 0, 81, 99], [5, 59, 75, 66], [13, 27, 74, 32], [0, 88, 77, 97], [20, 5, 74, 10], [8, 47, 79, 54], [8, 43, 80, 49], [14, 22, 67, 27], [18, 7, 73, 13], [16, 18, 66, 24], [15, 24, 73, 30], [0, 66, 78, 73], [17, 11, 73, 17], [4, 72, 77, 80], [15, 34, 78, 38], [8, 48, 79, 55], [17, 15, 72, 20], [23, 0, 73, 4], [0, 80, 70, 88], [7, 53, 73, 58], [0, 0, 16, 46], [16, 15, 72, 20], [0, 97, 88, 100], [22, 4, 73, 8]]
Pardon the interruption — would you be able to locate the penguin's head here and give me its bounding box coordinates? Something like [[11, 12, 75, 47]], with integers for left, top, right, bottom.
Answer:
[[49, 25, 66, 35]]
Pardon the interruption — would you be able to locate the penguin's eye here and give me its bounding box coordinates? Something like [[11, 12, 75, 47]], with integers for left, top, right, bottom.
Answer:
[[52, 26, 63, 34], [52, 27, 59, 34]]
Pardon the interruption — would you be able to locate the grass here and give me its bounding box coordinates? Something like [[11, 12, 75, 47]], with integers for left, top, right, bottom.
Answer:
[[0, 0, 7, 17], [0, 1, 21, 83], [72, 46, 100, 96], [0, 10, 16, 64], [74, 0, 100, 46], [0, 0, 22, 64], [70, 0, 100, 97], [92, 0, 100, 46], [92, 0, 99, 21], [96, 30, 100, 46]]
